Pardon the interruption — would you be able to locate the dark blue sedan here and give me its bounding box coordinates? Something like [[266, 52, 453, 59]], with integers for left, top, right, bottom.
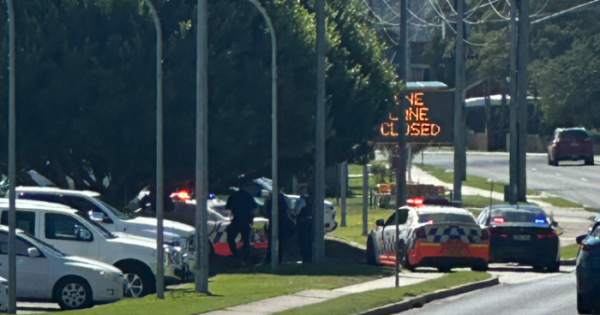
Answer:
[[576, 221, 600, 314]]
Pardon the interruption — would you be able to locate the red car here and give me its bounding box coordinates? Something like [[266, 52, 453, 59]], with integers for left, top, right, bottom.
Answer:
[[547, 127, 594, 166]]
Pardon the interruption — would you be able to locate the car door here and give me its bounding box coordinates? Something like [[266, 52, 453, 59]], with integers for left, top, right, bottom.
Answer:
[[0, 232, 49, 299], [381, 208, 409, 262], [40, 212, 97, 258]]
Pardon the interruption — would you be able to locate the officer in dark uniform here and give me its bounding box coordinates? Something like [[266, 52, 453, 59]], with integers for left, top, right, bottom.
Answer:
[[294, 185, 313, 263], [225, 178, 258, 258], [265, 190, 293, 264]]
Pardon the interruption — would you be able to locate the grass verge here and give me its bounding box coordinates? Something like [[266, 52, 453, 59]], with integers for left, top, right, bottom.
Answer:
[[538, 197, 583, 208], [561, 243, 580, 260], [45, 241, 393, 315], [273, 272, 492, 315], [330, 197, 392, 244], [417, 164, 539, 196]]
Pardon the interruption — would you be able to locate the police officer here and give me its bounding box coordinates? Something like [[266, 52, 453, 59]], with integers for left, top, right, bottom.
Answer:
[[265, 189, 293, 264], [293, 185, 313, 263], [225, 178, 258, 258]]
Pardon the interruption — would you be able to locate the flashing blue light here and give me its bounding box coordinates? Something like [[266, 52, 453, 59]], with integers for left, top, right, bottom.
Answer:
[[535, 218, 546, 224], [208, 193, 215, 200]]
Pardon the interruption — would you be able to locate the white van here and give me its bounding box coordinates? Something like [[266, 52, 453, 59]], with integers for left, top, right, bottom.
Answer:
[[0, 199, 184, 298]]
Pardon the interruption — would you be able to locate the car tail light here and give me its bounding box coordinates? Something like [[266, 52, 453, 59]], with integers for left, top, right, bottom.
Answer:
[[537, 230, 558, 239], [493, 217, 504, 224], [425, 220, 434, 225], [415, 227, 427, 239], [407, 197, 424, 207], [585, 137, 591, 142], [480, 229, 489, 241]]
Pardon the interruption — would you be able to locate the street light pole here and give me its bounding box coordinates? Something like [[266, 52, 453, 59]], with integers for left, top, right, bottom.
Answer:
[[243, 0, 278, 271], [141, 0, 165, 299], [195, 0, 210, 293], [508, 0, 518, 205], [453, 0, 465, 203], [6, 0, 16, 313], [313, 0, 326, 264], [517, 0, 529, 202]]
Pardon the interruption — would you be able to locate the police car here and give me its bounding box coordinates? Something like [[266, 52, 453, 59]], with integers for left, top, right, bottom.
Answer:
[[366, 197, 489, 272]]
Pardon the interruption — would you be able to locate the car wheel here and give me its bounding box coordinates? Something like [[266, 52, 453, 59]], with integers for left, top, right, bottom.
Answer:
[[577, 293, 594, 314], [546, 260, 560, 273], [54, 276, 93, 310], [547, 154, 553, 166], [398, 242, 415, 271], [585, 156, 594, 165], [366, 236, 378, 266], [437, 265, 452, 273], [471, 259, 488, 272], [116, 261, 156, 298]]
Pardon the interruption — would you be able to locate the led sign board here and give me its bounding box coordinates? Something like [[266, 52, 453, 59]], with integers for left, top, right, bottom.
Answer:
[[378, 90, 454, 144]]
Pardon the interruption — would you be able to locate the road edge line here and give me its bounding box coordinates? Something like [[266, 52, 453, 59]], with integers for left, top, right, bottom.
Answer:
[[356, 276, 500, 315]]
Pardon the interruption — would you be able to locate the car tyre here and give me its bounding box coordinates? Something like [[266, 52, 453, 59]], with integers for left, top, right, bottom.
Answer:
[[398, 242, 415, 271], [585, 156, 594, 166], [547, 154, 553, 166], [116, 261, 156, 298], [366, 236, 378, 266], [546, 260, 560, 273], [471, 259, 488, 272], [53, 276, 93, 310], [437, 265, 452, 273], [577, 293, 594, 314]]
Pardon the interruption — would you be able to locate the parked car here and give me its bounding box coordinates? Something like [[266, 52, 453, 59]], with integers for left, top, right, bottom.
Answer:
[[0, 226, 123, 310], [547, 127, 594, 166], [576, 220, 600, 314], [476, 205, 561, 272], [0, 199, 184, 298], [366, 197, 489, 272], [0, 276, 7, 312]]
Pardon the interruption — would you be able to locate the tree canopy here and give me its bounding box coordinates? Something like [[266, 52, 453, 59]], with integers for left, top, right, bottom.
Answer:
[[0, 0, 398, 203]]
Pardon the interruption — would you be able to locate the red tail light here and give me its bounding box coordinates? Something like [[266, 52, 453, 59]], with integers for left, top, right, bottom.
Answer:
[[493, 217, 504, 224], [415, 227, 427, 239], [425, 220, 434, 225], [407, 197, 424, 207], [585, 137, 591, 142], [537, 230, 558, 239], [480, 229, 489, 241]]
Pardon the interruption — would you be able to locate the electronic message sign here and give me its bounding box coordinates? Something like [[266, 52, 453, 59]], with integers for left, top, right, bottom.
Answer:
[[378, 90, 455, 144]]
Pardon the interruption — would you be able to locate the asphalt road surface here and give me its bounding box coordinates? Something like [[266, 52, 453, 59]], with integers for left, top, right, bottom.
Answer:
[[401, 268, 579, 315], [420, 152, 600, 209]]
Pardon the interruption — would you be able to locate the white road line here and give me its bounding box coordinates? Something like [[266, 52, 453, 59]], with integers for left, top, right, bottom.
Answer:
[[555, 173, 561, 176], [532, 168, 537, 171], [582, 178, 588, 181]]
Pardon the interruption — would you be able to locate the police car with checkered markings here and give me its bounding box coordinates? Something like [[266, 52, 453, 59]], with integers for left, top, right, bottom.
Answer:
[[366, 197, 489, 272]]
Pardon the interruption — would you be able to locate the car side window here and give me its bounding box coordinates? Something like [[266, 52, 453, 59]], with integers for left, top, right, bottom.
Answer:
[[17, 193, 68, 206], [45, 213, 93, 242], [0, 232, 39, 256], [61, 196, 104, 214], [0, 211, 36, 235]]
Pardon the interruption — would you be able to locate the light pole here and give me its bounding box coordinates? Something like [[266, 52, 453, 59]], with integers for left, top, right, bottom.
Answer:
[[141, 0, 165, 299], [243, 0, 278, 271], [6, 0, 16, 313]]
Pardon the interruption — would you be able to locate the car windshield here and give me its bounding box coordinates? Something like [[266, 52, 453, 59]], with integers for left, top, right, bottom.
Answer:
[[590, 226, 600, 239], [559, 129, 588, 139], [418, 213, 476, 224], [74, 212, 118, 239], [491, 209, 547, 224], [94, 197, 131, 220], [19, 231, 68, 257]]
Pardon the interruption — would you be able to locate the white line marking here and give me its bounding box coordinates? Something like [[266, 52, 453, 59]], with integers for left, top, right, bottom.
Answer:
[[532, 168, 537, 171], [582, 178, 588, 182]]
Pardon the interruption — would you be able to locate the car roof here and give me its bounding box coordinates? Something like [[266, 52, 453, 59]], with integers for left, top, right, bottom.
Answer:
[[413, 206, 472, 216], [556, 127, 587, 132], [488, 204, 545, 213], [0, 198, 77, 214], [15, 186, 100, 198]]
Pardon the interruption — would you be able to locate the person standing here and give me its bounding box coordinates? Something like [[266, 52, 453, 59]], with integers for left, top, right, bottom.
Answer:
[[226, 179, 258, 258], [294, 185, 313, 263], [265, 189, 293, 264]]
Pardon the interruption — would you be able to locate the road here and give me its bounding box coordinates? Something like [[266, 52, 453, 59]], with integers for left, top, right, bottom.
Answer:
[[401, 267, 579, 315], [420, 152, 600, 209]]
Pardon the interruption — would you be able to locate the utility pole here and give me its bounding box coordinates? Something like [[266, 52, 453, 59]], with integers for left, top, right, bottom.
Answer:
[[517, 0, 529, 202], [312, 0, 326, 264], [362, 164, 368, 235], [340, 161, 347, 227], [6, 0, 16, 312], [395, 0, 408, 289], [195, 0, 210, 293], [508, 0, 518, 205], [141, 0, 165, 299], [453, 0, 465, 202]]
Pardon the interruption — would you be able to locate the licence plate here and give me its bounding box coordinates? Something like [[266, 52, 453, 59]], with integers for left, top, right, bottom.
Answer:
[[514, 235, 530, 241], [446, 244, 463, 255], [571, 143, 579, 146]]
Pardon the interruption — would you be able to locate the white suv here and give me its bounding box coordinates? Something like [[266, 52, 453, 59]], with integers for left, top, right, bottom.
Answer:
[[0, 199, 184, 298], [13, 187, 195, 250], [0, 226, 123, 310]]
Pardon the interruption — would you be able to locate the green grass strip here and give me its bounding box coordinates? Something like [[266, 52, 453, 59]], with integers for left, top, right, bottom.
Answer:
[[561, 243, 581, 260], [273, 272, 491, 315]]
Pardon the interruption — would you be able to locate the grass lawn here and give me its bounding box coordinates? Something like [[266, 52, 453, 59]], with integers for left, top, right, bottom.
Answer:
[[561, 243, 581, 260], [273, 272, 492, 315], [417, 164, 539, 196], [44, 241, 393, 315], [538, 197, 583, 208], [330, 197, 394, 244]]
